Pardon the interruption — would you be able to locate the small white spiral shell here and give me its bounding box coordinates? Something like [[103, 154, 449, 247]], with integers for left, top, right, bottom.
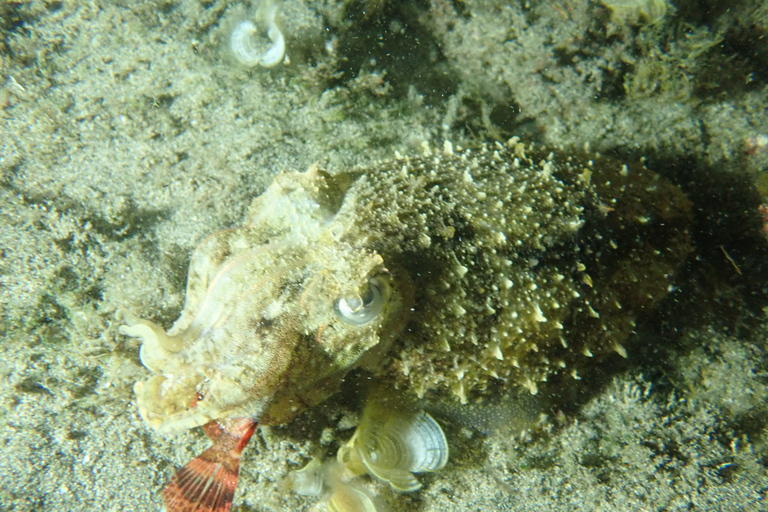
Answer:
[[230, 3, 285, 68]]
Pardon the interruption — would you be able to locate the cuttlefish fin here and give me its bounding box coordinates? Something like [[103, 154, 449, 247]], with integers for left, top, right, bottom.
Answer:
[[162, 418, 258, 512]]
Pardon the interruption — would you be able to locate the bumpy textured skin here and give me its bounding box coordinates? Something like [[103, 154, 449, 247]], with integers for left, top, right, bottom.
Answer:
[[119, 139, 692, 434], [353, 140, 692, 400]]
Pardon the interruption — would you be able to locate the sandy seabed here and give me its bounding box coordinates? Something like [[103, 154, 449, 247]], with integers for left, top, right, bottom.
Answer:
[[2, 1, 768, 511]]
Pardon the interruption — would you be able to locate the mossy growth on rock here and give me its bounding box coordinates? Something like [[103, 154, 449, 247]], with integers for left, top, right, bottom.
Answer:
[[120, 137, 693, 434], [341, 139, 693, 401]]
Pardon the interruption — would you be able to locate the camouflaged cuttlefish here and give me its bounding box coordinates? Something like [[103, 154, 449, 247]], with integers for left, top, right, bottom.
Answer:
[[118, 139, 692, 512]]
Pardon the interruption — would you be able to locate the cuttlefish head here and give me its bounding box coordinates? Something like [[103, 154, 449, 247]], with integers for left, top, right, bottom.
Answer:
[[119, 230, 409, 435]]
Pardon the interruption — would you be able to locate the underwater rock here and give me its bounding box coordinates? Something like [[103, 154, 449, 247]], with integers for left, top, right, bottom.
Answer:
[[119, 138, 692, 435], [347, 139, 692, 400], [601, 0, 671, 25]]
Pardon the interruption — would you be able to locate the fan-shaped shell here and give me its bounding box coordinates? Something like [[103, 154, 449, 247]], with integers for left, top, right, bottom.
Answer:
[[320, 485, 377, 512], [338, 410, 448, 492], [286, 458, 325, 497]]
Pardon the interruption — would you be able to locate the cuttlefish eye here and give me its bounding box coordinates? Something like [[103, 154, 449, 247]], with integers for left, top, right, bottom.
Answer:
[[335, 277, 388, 326]]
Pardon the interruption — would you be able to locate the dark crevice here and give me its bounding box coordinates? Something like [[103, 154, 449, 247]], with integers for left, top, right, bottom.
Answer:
[[330, 0, 459, 105]]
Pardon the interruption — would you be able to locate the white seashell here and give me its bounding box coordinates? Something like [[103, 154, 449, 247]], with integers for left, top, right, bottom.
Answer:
[[230, 3, 285, 68], [286, 458, 325, 497], [338, 409, 448, 492], [287, 458, 377, 512], [320, 484, 377, 512]]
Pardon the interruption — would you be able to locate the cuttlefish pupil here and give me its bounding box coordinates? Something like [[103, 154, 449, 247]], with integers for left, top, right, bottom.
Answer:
[[335, 276, 389, 326]]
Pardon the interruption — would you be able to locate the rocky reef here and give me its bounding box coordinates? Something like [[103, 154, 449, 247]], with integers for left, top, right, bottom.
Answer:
[[344, 139, 692, 400]]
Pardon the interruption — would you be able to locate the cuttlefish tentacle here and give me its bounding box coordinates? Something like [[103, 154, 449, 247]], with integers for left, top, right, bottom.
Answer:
[[117, 309, 183, 373]]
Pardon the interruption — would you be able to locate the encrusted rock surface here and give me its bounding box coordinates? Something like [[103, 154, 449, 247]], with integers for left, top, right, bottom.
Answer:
[[344, 140, 692, 399]]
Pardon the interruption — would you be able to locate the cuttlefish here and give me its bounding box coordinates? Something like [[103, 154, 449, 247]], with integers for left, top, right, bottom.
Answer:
[[119, 139, 692, 511]]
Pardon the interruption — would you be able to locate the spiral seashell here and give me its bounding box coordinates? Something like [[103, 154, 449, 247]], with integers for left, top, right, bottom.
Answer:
[[230, 3, 285, 68], [337, 409, 448, 492]]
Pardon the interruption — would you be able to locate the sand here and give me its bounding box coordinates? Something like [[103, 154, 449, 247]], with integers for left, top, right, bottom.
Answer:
[[2, 0, 767, 510]]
